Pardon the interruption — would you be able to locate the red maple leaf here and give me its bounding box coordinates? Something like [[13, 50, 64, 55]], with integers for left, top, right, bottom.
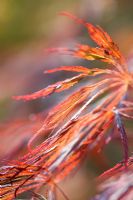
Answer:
[[1, 12, 133, 200]]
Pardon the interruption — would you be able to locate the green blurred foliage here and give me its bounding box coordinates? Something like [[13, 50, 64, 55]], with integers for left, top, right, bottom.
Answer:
[[0, 0, 80, 50]]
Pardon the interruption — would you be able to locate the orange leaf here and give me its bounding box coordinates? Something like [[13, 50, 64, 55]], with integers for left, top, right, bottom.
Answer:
[[44, 65, 90, 74], [60, 12, 127, 70], [72, 44, 115, 64], [13, 74, 86, 101]]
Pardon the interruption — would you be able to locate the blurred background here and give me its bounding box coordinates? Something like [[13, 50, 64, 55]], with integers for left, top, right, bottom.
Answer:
[[0, 0, 133, 199]]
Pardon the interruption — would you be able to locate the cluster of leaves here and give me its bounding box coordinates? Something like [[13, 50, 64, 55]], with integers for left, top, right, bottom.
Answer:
[[0, 12, 133, 200], [92, 157, 133, 200]]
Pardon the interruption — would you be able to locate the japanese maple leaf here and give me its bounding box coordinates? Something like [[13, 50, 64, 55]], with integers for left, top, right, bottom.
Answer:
[[92, 156, 133, 200], [1, 12, 133, 200]]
